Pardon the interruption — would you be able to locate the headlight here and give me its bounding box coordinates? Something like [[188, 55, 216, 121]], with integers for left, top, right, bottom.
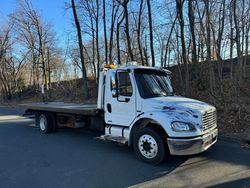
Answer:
[[171, 121, 196, 132]]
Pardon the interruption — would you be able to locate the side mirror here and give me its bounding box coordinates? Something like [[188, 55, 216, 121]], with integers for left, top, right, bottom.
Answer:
[[110, 72, 118, 98], [111, 89, 118, 97]]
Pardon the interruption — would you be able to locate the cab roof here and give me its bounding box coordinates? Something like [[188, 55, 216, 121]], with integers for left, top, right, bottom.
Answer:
[[113, 65, 172, 74]]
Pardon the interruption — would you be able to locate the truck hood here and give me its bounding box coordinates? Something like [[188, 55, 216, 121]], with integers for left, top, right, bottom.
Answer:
[[142, 96, 215, 122]]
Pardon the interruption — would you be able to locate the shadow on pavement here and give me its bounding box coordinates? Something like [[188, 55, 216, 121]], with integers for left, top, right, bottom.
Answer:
[[1, 111, 249, 188], [0, 119, 187, 188], [200, 138, 250, 167]]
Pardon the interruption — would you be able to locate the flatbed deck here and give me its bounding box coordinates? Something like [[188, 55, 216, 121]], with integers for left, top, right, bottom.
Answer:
[[22, 102, 103, 116]]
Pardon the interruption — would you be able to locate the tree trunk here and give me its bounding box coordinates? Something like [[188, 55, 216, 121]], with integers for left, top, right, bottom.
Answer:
[[103, 0, 108, 64], [123, 0, 134, 61], [188, 0, 197, 67], [116, 11, 125, 65], [37, 29, 47, 90], [137, 0, 145, 66], [143, 35, 149, 66], [229, 1, 234, 80], [176, 0, 189, 95], [163, 16, 177, 67], [47, 47, 51, 90], [71, 0, 89, 100], [244, 23, 250, 78], [146, 0, 155, 67], [90, 15, 96, 79], [233, 0, 243, 83], [205, 0, 215, 96], [109, 0, 119, 64], [96, 0, 100, 79]]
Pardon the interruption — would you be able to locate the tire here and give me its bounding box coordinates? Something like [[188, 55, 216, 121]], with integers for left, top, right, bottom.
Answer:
[[38, 113, 53, 134], [48, 113, 58, 132], [133, 127, 166, 165], [35, 113, 40, 127]]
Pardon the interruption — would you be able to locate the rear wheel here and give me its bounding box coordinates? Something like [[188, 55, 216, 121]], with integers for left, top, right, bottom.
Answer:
[[48, 113, 58, 132], [38, 113, 55, 133], [133, 127, 166, 164]]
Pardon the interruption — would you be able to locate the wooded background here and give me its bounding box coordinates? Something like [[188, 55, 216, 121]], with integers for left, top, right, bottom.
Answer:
[[0, 0, 250, 104]]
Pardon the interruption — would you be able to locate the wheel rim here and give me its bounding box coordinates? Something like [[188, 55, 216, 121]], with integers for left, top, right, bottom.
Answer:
[[138, 134, 158, 159], [40, 116, 46, 131]]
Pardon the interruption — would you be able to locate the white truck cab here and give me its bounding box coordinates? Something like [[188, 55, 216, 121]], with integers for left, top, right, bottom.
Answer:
[[98, 64, 218, 164]]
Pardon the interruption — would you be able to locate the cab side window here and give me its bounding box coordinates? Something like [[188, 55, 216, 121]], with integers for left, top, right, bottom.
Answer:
[[118, 72, 133, 97]]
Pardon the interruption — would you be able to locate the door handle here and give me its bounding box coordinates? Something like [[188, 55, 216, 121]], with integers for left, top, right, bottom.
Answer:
[[107, 103, 112, 113], [117, 97, 130, 103]]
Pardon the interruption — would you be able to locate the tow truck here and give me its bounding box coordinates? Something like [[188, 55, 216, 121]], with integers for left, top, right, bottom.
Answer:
[[23, 63, 218, 164]]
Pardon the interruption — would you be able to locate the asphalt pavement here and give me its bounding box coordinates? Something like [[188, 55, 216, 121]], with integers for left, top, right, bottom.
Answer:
[[0, 106, 249, 188]]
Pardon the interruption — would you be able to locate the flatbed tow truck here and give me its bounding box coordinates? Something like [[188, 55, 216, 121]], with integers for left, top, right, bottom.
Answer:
[[22, 63, 218, 164]]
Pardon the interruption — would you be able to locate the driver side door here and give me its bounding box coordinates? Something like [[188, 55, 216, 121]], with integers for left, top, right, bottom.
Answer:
[[104, 70, 137, 126]]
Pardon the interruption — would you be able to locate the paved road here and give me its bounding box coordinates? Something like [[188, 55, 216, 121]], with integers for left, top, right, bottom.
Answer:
[[0, 106, 249, 188]]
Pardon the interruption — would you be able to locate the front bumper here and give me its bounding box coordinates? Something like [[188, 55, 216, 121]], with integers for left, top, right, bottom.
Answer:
[[167, 128, 218, 155]]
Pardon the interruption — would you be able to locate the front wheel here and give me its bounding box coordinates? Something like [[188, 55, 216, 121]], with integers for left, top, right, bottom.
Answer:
[[133, 127, 167, 165]]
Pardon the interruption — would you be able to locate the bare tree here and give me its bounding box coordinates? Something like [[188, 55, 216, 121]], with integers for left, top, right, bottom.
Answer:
[[71, 0, 89, 100], [137, 0, 145, 65], [10, 2, 39, 86], [229, 1, 234, 80], [103, 0, 108, 64], [0, 22, 29, 99], [146, 0, 155, 66], [10, 0, 61, 91], [243, 4, 250, 77], [79, 0, 101, 79], [163, 16, 177, 67], [188, 0, 197, 68], [116, 8, 125, 64], [176, 0, 189, 95], [117, 0, 134, 61], [204, 0, 215, 96], [109, 0, 119, 64], [233, 0, 243, 83], [96, 0, 100, 78]]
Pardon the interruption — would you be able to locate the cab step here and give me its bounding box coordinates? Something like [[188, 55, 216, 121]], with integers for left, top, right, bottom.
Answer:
[[97, 135, 128, 144]]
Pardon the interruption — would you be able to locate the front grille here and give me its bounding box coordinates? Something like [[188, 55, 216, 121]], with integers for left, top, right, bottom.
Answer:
[[202, 110, 217, 131]]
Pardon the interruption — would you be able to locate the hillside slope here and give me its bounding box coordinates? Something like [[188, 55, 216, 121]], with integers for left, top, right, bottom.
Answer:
[[169, 60, 250, 142]]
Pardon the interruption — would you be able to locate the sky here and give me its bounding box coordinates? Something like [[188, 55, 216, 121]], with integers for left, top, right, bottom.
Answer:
[[0, 0, 72, 47]]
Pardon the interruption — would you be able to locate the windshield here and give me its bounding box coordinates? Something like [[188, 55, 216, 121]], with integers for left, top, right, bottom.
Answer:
[[134, 69, 173, 98]]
